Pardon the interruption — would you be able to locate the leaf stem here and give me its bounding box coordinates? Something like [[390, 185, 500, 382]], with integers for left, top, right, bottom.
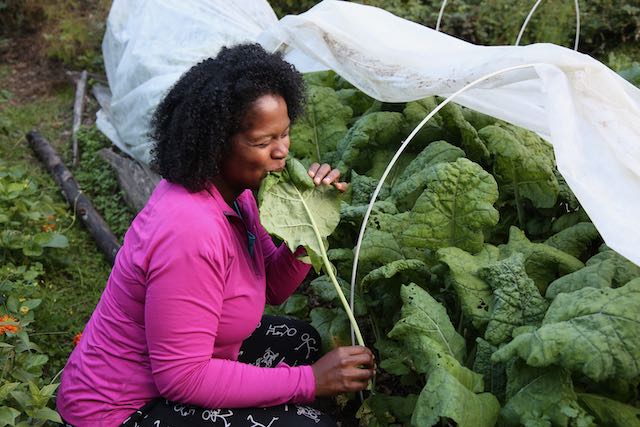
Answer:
[[320, 247, 365, 347], [294, 187, 365, 347]]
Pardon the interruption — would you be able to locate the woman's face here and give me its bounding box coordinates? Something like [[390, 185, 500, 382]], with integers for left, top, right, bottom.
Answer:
[[219, 94, 291, 196]]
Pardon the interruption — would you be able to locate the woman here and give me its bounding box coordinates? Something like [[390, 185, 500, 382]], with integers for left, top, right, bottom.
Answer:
[[56, 43, 375, 427]]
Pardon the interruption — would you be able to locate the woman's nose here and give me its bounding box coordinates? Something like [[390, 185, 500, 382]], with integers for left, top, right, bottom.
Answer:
[[272, 136, 289, 159]]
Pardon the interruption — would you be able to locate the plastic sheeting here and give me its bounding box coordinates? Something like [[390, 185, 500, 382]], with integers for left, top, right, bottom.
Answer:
[[98, 0, 640, 266], [99, 0, 278, 163]]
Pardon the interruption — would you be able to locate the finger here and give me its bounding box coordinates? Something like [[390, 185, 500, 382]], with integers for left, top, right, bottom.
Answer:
[[333, 181, 349, 193], [313, 164, 332, 185], [347, 366, 376, 382], [344, 345, 371, 353], [321, 168, 341, 185], [345, 352, 376, 369], [343, 346, 375, 360], [307, 162, 320, 178], [346, 376, 373, 392]]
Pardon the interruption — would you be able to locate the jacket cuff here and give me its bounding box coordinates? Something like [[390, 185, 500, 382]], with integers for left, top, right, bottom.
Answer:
[[296, 365, 317, 403]]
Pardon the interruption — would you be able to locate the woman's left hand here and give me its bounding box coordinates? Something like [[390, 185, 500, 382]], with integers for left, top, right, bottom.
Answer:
[[307, 163, 348, 192]]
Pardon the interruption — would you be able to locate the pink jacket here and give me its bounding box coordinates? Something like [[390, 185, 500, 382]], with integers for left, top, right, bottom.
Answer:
[[57, 180, 315, 426]]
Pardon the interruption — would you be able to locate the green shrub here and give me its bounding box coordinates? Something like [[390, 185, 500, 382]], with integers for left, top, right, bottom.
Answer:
[[40, 0, 111, 71], [0, 161, 68, 426], [273, 0, 639, 60]]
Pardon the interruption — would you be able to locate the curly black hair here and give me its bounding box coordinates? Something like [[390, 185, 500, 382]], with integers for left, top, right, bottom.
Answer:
[[149, 43, 306, 192]]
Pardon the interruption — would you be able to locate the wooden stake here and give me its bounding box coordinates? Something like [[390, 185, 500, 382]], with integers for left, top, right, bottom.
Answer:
[[91, 83, 112, 116], [27, 130, 121, 265], [99, 148, 160, 213], [71, 70, 88, 167]]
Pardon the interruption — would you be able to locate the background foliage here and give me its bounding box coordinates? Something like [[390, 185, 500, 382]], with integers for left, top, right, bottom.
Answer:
[[2, 0, 640, 70]]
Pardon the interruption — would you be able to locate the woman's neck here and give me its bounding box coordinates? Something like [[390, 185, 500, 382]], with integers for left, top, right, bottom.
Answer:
[[211, 176, 239, 206]]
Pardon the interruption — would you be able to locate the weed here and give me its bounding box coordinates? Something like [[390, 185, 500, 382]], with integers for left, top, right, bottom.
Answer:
[[71, 125, 135, 240]]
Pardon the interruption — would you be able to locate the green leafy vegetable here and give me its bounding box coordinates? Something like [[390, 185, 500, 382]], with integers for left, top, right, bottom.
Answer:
[[544, 222, 600, 259], [257, 75, 640, 422], [438, 101, 489, 162], [413, 367, 500, 427], [390, 140, 465, 211], [357, 394, 418, 427], [335, 88, 375, 117], [349, 170, 391, 206], [402, 97, 489, 162], [258, 157, 364, 346], [336, 111, 404, 174], [499, 226, 584, 293], [289, 85, 352, 165], [500, 362, 594, 427], [388, 284, 482, 390], [310, 275, 366, 316], [577, 393, 640, 427], [360, 259, 430, 292], [479, 253, 548, 345], [546, 259, 617, 299], [264, 293, 309, 319], [493, 279, 640, 382], [437, 245, 499, 327], [480, 123, 559, 210], [259, 158, 340, 271], [402, 97, 449, 146], [403, 158, 499, 254], [473, 338, 506, 402], [586, 248, 640, 287], [309, 307, 350, 353], [360, 259, 431, 332]]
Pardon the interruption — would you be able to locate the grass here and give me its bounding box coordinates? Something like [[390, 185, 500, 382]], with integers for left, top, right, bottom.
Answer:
[[0, 82, 129, 378]]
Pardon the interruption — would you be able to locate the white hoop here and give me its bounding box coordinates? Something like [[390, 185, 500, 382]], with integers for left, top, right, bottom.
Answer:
[[515, 0, 544, 46], [516, 0, 581, 51], [436, 0, 448, 32], [349, 64, 539, 345]]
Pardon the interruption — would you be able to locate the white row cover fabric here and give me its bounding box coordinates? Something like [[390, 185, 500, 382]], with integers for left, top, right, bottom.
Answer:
[[98, 0, 640, 266], [99, 0, 278, 163]]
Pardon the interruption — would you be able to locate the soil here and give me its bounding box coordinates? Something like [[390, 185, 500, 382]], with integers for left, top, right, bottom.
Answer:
[[0, 33, 69, 106]]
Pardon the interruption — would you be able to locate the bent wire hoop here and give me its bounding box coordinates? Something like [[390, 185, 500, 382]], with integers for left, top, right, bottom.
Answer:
[[348, 63, 539, 346], [435, 0, 448, 32], [515, 0, 581, 51], [437, 0, 581, 51]]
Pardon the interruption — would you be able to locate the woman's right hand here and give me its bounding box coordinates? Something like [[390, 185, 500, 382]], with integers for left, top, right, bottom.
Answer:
[[311, 346, 376, 396]]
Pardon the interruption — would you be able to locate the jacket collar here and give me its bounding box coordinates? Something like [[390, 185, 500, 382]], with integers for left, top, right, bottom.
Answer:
[[205, 183, 254, 221]]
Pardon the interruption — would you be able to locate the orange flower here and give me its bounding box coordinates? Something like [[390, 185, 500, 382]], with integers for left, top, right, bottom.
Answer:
[[41, 215, 57, 232], [73, 332, 82, 347], [41, 223, 57, 232], [0, 315, 20, 335]]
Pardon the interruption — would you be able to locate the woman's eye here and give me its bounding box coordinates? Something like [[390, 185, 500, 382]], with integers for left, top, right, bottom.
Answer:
[[253, 139, 270, 147]]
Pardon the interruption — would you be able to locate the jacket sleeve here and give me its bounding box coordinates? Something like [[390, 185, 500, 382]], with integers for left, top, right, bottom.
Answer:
[[256, 222, 312, 305], [144, 227, 315, 408]]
